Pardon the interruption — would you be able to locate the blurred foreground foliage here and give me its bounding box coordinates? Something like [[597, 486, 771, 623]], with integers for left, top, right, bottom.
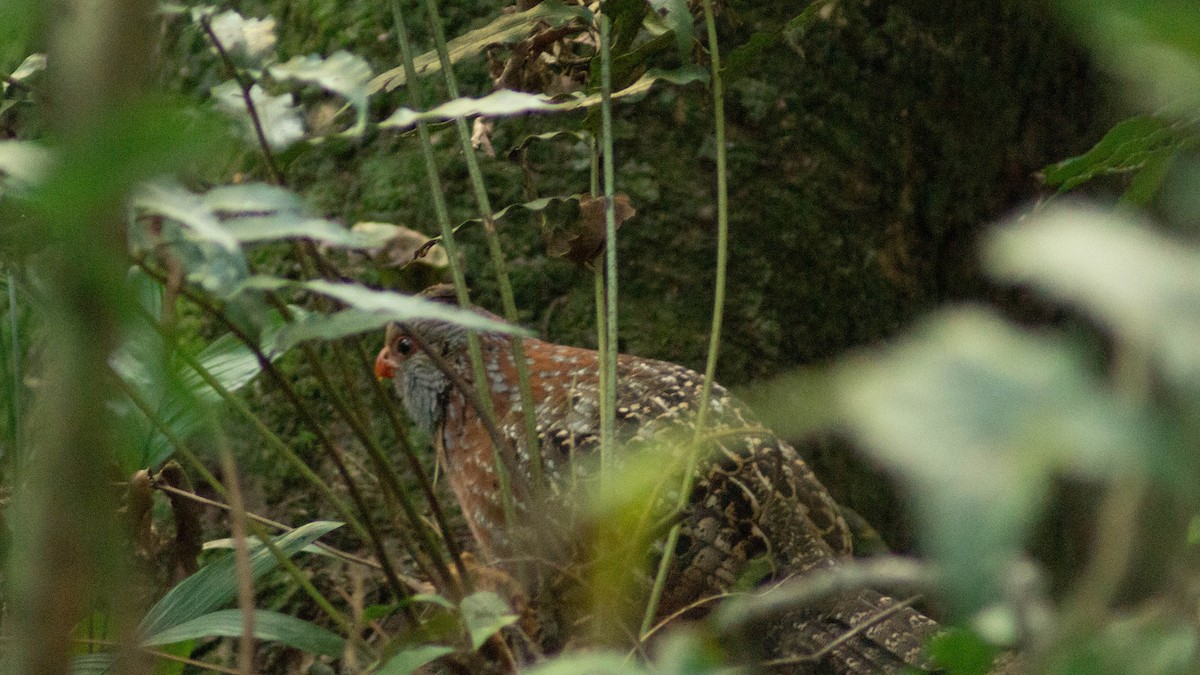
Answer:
[[3, 0, 1199, 673]]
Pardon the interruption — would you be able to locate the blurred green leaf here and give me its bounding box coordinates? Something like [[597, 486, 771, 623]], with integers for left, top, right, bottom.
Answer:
[[133, 182, 239, 252], [375, 644, 455, 675], [1040, 116, 1199, 193], [928, 629, 1000, 675], [458, 591, 518, 651], [368, 0, 591, 93], [134, 182, 376, 251], [201, 182, 303, 213], [111, 274, 287, 469], [835, 307, 1143, 613], [0, 0, 35, 70], [1057, 0, 1200, 117], [32, 97, 232, 229], [139, 520, 343, 639], [142, 609, 345, 658], [0, 141, 53, 193], [2, 53, 45, 94], [270, 51, 371, 132], [205, 10, 277, 63], [985, 205, 1200, 388], [524, 652, 648, 675], [1046, 612, 1200, 675]]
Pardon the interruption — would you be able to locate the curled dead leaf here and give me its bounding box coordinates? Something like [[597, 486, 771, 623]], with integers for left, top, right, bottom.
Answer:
[[544, 192, 636, 268]]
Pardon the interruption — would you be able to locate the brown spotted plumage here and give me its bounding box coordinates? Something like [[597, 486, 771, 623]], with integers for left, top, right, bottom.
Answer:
[[376, 286, 944, 673]]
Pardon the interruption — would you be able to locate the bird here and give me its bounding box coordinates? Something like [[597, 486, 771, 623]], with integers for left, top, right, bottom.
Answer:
[[375, 284, 945, 673]]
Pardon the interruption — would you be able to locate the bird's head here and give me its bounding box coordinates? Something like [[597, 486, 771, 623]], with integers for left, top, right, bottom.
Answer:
[[375, 285, 476, 434]]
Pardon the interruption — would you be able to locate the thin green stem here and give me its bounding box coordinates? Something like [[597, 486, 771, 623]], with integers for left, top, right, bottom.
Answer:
[[642, 0, 729, 634], [416, 0, 546, 500], [389, 0, 522, 545], [598, 14, 619, 487]]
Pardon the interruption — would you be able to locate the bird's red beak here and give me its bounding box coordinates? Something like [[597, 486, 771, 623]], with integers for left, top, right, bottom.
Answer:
[[375, 346, 396, 380]]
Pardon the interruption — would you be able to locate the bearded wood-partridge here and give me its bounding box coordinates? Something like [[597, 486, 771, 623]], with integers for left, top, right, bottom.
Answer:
[[376, 285, 945, 673]]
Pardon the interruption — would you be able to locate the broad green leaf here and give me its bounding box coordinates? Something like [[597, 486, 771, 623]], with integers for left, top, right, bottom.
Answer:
[[835, 308, 1142, 613], [204, 537, 327, 558], [133, 182, 239, 252], [458, 591, 517, 651], [375, 645, 455, 675], [221, 216, 375, 247], [270, 51, 371, 131], [273, 308, 405, 352], [235, 276, 530, 347], [368, 0, 591, 93], [201, 182, 303, 214], [382, 90, 564, 130], [380, 67, 707, 131], [143, 609, 345, 658], [985, 205, 1200, 387], [139, 521, 342, 638], [1040, 116, 1198, 192], [135, 182, 375, 250], [212, 80, 304, 149]]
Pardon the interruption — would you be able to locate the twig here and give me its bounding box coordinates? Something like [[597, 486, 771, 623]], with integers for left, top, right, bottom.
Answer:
[[152, 482, 388, 574]]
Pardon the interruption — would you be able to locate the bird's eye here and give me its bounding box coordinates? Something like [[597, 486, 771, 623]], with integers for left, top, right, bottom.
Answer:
[[396, 336, 415, 356]]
